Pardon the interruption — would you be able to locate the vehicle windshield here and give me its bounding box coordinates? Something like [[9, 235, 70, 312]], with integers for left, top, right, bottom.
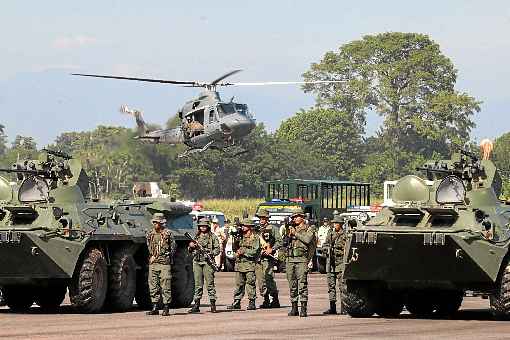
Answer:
[[257, 204, 302, 214], [235, 104, 251, 117], [218, 103, 236, 116]]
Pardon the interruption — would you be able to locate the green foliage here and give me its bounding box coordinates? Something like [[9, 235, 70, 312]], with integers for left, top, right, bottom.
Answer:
[[303, 32, 480, 174], [494, 134, 510, 197]]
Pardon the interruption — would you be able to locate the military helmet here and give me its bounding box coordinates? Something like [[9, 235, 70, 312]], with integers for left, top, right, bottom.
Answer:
[[332, 215, 345, 224], [197, 218, 211, 227], [241, 218, 255, 227], [151, 212, 167, 224], [290, 208, 305, 218], [256, 209, 270, 218]]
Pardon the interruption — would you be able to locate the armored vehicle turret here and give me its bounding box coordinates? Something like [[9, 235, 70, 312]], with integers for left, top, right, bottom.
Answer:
[[342, 149, 510, 319], [0, 150, 194, 312]]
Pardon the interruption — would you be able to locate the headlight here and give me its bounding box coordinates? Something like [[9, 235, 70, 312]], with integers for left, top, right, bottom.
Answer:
[[358, 212, 369, 222]]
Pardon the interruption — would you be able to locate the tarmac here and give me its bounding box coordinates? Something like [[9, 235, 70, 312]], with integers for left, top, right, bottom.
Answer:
[[0, 272, 508, 340]]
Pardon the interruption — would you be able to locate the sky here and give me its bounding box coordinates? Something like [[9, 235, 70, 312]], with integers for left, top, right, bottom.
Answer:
[[1, 1, 509, 146]]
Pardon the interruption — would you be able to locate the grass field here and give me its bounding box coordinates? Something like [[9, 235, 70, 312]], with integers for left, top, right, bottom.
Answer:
[[200, 198, 264, 221]]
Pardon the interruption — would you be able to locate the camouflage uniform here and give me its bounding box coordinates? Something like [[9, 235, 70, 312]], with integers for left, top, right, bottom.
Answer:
[[255, 210, 282, 308], [323, 215, 347, 315], [188, 219, 221, 313], [228, 218, 261, 311], [146, 213, 176, 316], [285, 211, 315, 317]]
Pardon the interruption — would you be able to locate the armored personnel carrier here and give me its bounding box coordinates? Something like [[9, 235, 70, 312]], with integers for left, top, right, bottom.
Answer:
[[342, 149, 510, 319], [0, 150, 194, 312]]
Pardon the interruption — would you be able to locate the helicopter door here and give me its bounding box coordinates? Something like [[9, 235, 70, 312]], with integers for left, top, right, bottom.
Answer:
[[208, 107, 219, 124]]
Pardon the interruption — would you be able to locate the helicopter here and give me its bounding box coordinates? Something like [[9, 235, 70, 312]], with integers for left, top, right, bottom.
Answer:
[[72, 70, 343, 157]]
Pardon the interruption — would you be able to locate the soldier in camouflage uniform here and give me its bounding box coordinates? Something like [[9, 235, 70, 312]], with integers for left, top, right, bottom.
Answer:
[[323, 215, 347, 315], [284, 209, 316, 317], [255, 209, 282, 308], [146, 213, 176, 316], [227, 218, 261, 311], [188, 218, 221, 313]]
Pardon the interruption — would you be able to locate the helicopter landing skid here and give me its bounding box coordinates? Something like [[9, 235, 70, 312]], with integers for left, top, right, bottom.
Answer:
[[178, 140, 214, 158]]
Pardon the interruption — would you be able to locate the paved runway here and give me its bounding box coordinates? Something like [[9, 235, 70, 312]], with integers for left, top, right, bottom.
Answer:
[[0, 272, 508, 340]]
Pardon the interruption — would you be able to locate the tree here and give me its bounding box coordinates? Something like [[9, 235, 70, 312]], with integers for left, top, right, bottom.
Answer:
[[493, 133, 510, 197], [276, 107, 364, 178], [0, 124, 7, 157], [303, 32, 481, 160]]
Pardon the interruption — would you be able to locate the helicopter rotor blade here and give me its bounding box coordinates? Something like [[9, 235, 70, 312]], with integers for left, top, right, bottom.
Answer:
[[210, 70, 243, 86], [220, 80, 345, 86], [71, 73, 199, 86]]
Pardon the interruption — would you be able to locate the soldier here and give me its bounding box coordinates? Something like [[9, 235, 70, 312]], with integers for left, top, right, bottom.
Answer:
[[211, 217, 226, 269], [146, 213, 176, 316], [188, 218, 221, 313], [323, 215, 347, 315], [284, 209, 316, 317], [227, 218, 261, 311], [255, 209, 282, 309]]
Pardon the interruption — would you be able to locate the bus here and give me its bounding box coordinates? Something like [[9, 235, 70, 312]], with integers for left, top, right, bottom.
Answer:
[[258, 179, 371, 221], [256, 179, 371, 273]]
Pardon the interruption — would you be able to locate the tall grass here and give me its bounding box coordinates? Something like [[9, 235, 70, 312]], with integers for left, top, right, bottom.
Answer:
[[200, 198, 264, 221]]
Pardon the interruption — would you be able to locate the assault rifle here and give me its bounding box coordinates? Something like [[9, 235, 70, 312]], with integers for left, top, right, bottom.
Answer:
[[42, 148, 72, 160], [184, 232, 220, 272]]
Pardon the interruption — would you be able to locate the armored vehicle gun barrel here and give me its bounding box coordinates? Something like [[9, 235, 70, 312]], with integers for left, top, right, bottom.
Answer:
[[0, 168, 53, 177]]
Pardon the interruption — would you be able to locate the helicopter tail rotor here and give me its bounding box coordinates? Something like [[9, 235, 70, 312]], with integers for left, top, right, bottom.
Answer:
[[120, 105, 148, 134]]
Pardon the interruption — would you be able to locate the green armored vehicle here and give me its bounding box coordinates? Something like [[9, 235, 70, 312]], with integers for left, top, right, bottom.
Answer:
[[342, 150, 510, 319], [0, 150, 194, 312]]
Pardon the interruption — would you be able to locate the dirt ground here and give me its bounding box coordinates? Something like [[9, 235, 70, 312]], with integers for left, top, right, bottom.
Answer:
[[0, 272, 508, 340]]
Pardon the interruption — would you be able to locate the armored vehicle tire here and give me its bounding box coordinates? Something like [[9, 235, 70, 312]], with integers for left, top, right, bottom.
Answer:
[[69, 247, 108, 313], [405, 292, 435, 318], [434, 291, 463, 317], [171, 244, 194, 308], [342, 282, 378, 318], [4, 286, 34, 312], [34, 285, 67, 311], [106, 250, 137, 312], [224, 258, 235, 272], [135, 266, 151, 310], [376, 291, 404, 318], [490, 261, 510, 319]]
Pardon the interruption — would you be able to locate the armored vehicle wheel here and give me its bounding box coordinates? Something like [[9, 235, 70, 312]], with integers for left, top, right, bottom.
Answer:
[[69, 247, 108, 313], [4, 286, 34, 312], [434, 291, 463, 317], [376, 291, 404, 318], [135, 265, 151, 310], [342, 281, 378, 318], [490, 261, 510, 319], [34, 285, 67, 311], [171, 244, 194, 308], [106, 250, 136, 311], [405, 292, 435, 318]]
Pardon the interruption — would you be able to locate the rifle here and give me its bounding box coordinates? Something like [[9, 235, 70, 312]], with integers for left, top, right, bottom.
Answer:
[[42, 148, 72, 160], [184, 232, 220, 272]]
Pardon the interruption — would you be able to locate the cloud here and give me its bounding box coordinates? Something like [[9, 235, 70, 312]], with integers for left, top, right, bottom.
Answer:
[[52, 35, 98, 49]]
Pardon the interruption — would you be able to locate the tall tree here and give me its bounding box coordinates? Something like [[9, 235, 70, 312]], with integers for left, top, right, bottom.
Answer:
[[303, 32, 481, 158], [0, 124, 7, 157]]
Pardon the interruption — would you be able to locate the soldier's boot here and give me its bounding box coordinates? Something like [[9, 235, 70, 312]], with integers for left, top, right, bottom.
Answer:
[[288, 302, 298, 316], [161, 304, 171, 316], [227, 300, 241, 310], [259, 295, 271, 309], [145, 303, 159, 316], [247, 299, 256, 311], [323, 300, 337, 315], [299, 301, 308, 317], [210, 300, 217, 313], [269, 294, 280, 308], [188, 299, 200, 313]]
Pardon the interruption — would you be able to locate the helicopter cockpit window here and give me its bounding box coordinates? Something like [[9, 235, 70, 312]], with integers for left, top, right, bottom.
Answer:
[[235, 103, 251, 117], [209, 109, 218, 123], [218, 103, 236, 117], [19, 176, 50, 203]]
